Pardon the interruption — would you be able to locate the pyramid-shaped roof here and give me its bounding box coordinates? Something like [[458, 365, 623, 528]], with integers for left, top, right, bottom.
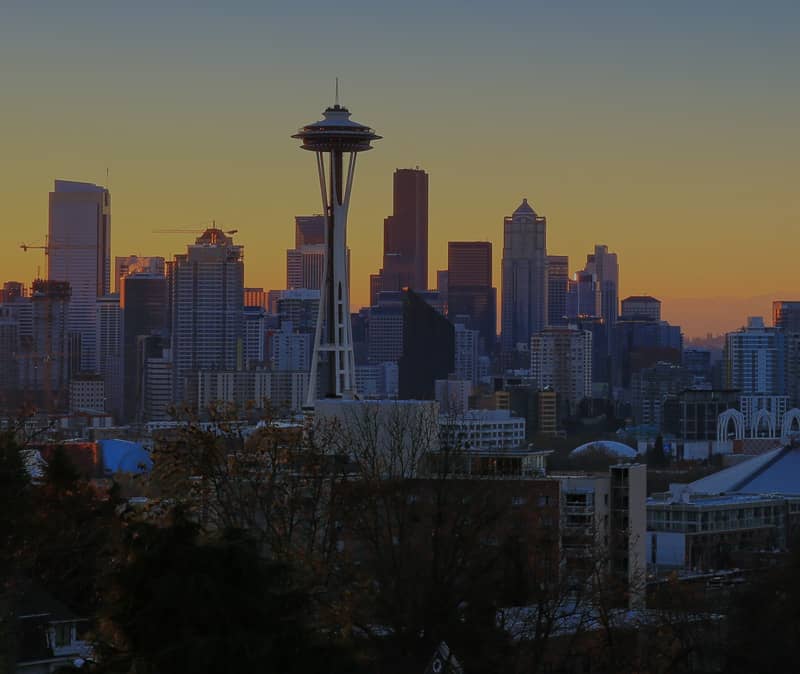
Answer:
[[513, 198, 537, 216]]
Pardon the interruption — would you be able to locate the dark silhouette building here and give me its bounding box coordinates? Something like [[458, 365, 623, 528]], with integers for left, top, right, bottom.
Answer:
[[546, 255, 568, 326], [381, 168, 428, 292], [613, 317, 683, 389], [447, 241, 496, 353], [399, 289, 454, 399], [121, 272, 169, 422]]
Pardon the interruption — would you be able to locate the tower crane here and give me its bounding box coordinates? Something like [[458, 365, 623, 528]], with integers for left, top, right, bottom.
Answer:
[[152, 220, 238, 235]]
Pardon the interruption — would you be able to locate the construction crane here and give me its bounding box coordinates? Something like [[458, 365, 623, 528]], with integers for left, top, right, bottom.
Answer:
[[152, 220, 238, 235], [20, 241, 96, 254]]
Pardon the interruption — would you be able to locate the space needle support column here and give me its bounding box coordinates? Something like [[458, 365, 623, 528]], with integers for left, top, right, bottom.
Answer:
[[293, 98, 380, 409]]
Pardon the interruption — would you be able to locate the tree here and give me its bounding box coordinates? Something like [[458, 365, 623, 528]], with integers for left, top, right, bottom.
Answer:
[[0, 428, 32, 674], [725, 544, 800, 673], [96, 513, 361, 674], [0, 429, 31, 578], [646, 435, 669, 468], [28, 445, 118, 616]]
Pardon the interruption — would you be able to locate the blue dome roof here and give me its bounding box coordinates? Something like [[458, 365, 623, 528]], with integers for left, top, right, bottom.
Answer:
[[100, 440, 152, 475], [570, 440, 638, 459]]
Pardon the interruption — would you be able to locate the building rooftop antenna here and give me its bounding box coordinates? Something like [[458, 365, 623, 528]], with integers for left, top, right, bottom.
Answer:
[[335, 77, 340, 107]]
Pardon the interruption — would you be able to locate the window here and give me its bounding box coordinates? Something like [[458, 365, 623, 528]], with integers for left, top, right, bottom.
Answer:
[[54, 623, 71, 648]]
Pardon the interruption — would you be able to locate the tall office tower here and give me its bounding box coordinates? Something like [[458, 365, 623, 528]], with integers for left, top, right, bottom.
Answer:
[[170, 228, 244, 406], [447, 241, 496, 353], [1, 282, 25, 304], [0, 307, 19, 409], [398, 289, 455, 400], [380, 168, 429, 292], [96, 293, 121, 415], [773, 301, 800, 331], [48, 180, 111, 372], [613, 316, 682, 389], [530, 327, 593, 413], [140, 336, 173, 422], [369, 273, 384, 307], [293, 98, 380, 404], [21, 280, 71, 411], [784, 333, 800, 408], [367, 304, 404, 365], [270, 324, 312, 372], [121, 271, 169, 422], [725, 316, 784, 396], [285, 245, 351, 291], [566, 271, 601, 320], [630, 362, 692, 429], [114, 256, 165, 293], [546, 255, 569, 326], [621, 295, 661, 321], [286, 215, 330, 291], [501, 199, 547, 354], [294, 214, 326, 247], [574, 315, 610, 391], [276, 289, 320, 333], [584, 244, 619, 331], [243, 306, 267, 369]]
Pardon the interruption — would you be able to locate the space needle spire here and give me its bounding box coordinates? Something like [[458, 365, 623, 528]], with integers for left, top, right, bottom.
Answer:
[[293, 91, 381, 408]]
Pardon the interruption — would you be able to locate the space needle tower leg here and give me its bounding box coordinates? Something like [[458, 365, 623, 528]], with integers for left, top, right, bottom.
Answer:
[[306, 150, 358, 406], [294, 98, 379, 410]]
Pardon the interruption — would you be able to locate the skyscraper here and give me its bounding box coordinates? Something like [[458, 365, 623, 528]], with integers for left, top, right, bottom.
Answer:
[[0, 307, 19, 410], [621, 295, 661, 321], [773, 301, 800, 331], [584, 244, 619, 347], [501, 199, 547, 354], [725, 316, 784, 396], [530, 326, 592, 413], [447, 241, 496, 352], [170, 228, 244, 405], [566, 270, 600, 319], [380, 168, 428, 292], [96, 293, 121, 415], [20, 280, 71, 411], [294, 214, 325, 247], [398, 289, 455, 400], [546, 255, 569, 326], [286, 245, 326, 290], [114, 256, 165, 293], [48, 179, 111, 372], [121, 271, 169, 421]]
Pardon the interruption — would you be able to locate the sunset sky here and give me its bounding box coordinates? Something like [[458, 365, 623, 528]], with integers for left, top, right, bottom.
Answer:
[[1, 1, 799, 337]]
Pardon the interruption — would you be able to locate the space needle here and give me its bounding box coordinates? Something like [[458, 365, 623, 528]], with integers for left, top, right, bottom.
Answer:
[[293, 86, 381, 408]]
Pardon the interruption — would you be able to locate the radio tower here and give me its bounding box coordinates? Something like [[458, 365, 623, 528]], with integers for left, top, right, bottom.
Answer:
[[293, 86, 380, 408]]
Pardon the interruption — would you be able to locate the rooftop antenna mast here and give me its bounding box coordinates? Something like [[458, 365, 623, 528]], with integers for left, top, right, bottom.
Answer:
[[335, 77, 340, 106]]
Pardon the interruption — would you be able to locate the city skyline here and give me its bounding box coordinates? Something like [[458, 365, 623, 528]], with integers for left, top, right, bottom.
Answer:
[[2, 2, 800, 337]]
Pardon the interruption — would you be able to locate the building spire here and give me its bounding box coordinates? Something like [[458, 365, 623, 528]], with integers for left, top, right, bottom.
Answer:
[[335, 77, 340, 107]]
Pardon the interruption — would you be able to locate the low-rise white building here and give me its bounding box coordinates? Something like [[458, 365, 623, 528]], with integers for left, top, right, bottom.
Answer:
[[440, 409, 526, 450]]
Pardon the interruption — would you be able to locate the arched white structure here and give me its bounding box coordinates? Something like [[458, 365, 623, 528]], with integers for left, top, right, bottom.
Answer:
[[781, 408, 800, 440], [750, 408, 775, 438], [717, 409, 745, 442]]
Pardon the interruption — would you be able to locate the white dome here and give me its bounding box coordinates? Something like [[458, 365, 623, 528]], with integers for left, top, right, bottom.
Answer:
[[570, 440, 638, 459]]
